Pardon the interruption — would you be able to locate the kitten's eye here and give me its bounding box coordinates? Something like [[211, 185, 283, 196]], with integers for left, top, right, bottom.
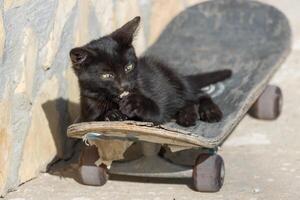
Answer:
[[100, 73, 114, 80], [124, 64, 134, 73]]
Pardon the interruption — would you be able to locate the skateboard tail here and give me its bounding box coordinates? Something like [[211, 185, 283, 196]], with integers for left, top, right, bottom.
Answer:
[[185, 69, 232, 91]]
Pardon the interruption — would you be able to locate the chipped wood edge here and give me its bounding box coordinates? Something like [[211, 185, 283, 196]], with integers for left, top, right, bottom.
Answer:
[[67, 121, 215, 148]]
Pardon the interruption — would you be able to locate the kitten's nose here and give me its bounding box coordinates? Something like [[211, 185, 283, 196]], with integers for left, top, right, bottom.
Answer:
[[120, 82, 130, 90]]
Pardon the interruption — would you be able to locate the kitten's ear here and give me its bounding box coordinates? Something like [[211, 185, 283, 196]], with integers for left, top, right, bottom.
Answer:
[[69, 47, 89, 64], [111, 16, 140, 46]]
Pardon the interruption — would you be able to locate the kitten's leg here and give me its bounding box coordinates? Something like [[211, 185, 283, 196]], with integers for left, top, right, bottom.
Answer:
[[104, 109, 127, 121], [80, 98, 105, 122], [81, 97, 126, 122], [198, 95, 223, 123], [119, 93, 161, 123], [176, 102, 198, 127]]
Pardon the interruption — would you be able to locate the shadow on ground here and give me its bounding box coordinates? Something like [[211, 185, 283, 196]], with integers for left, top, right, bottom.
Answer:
[[42, 98, 80, 172]]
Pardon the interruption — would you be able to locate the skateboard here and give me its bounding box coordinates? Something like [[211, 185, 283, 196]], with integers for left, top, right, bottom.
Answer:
[[67, 0, 291, 192]]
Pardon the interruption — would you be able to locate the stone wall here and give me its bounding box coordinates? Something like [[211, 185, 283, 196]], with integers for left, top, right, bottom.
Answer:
[[0, 0, 203, 196]]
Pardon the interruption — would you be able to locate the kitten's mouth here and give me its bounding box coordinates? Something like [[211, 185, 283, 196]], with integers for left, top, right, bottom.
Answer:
[[119, 91, 129, 98]]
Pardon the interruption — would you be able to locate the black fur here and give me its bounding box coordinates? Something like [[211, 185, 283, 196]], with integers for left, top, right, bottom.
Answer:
[[70, 16, 231, 126]]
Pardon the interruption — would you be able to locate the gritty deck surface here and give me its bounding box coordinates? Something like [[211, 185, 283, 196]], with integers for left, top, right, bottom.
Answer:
[[4, 49, 300, 200]]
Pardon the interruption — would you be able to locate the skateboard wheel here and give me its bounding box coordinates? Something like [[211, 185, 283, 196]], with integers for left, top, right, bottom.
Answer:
[[193, 153, 225, 192], [248, 85, 282, 120], [78, 145, 108, 186]]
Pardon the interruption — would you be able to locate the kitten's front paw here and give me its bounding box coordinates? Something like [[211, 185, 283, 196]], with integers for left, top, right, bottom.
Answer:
[[105, 109, 128, 121], [119, 94, 144, 118], [198, 103, 223, 123], [176, 110, 197, 127]]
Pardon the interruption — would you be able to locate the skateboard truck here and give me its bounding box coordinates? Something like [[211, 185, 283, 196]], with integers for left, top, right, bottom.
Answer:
[[109, 142, 193, 178], [79, 133, 225, 192]]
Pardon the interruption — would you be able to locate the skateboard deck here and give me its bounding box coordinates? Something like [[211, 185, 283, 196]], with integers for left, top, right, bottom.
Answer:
[[67, 0, 291, 156]]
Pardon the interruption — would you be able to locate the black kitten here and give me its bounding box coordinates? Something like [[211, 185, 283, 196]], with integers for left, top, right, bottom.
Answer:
[[70, 16, 231, 126]]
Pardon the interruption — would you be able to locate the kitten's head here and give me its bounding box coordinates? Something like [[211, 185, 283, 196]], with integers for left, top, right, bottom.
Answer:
[[70, 16, 140, 97]]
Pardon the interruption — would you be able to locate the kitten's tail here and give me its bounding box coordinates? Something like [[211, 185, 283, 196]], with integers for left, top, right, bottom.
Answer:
[[185, 69, 232, 91]]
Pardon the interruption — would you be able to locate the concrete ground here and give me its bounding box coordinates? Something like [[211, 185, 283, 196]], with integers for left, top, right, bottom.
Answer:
[[4, 1, 300, 199]]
